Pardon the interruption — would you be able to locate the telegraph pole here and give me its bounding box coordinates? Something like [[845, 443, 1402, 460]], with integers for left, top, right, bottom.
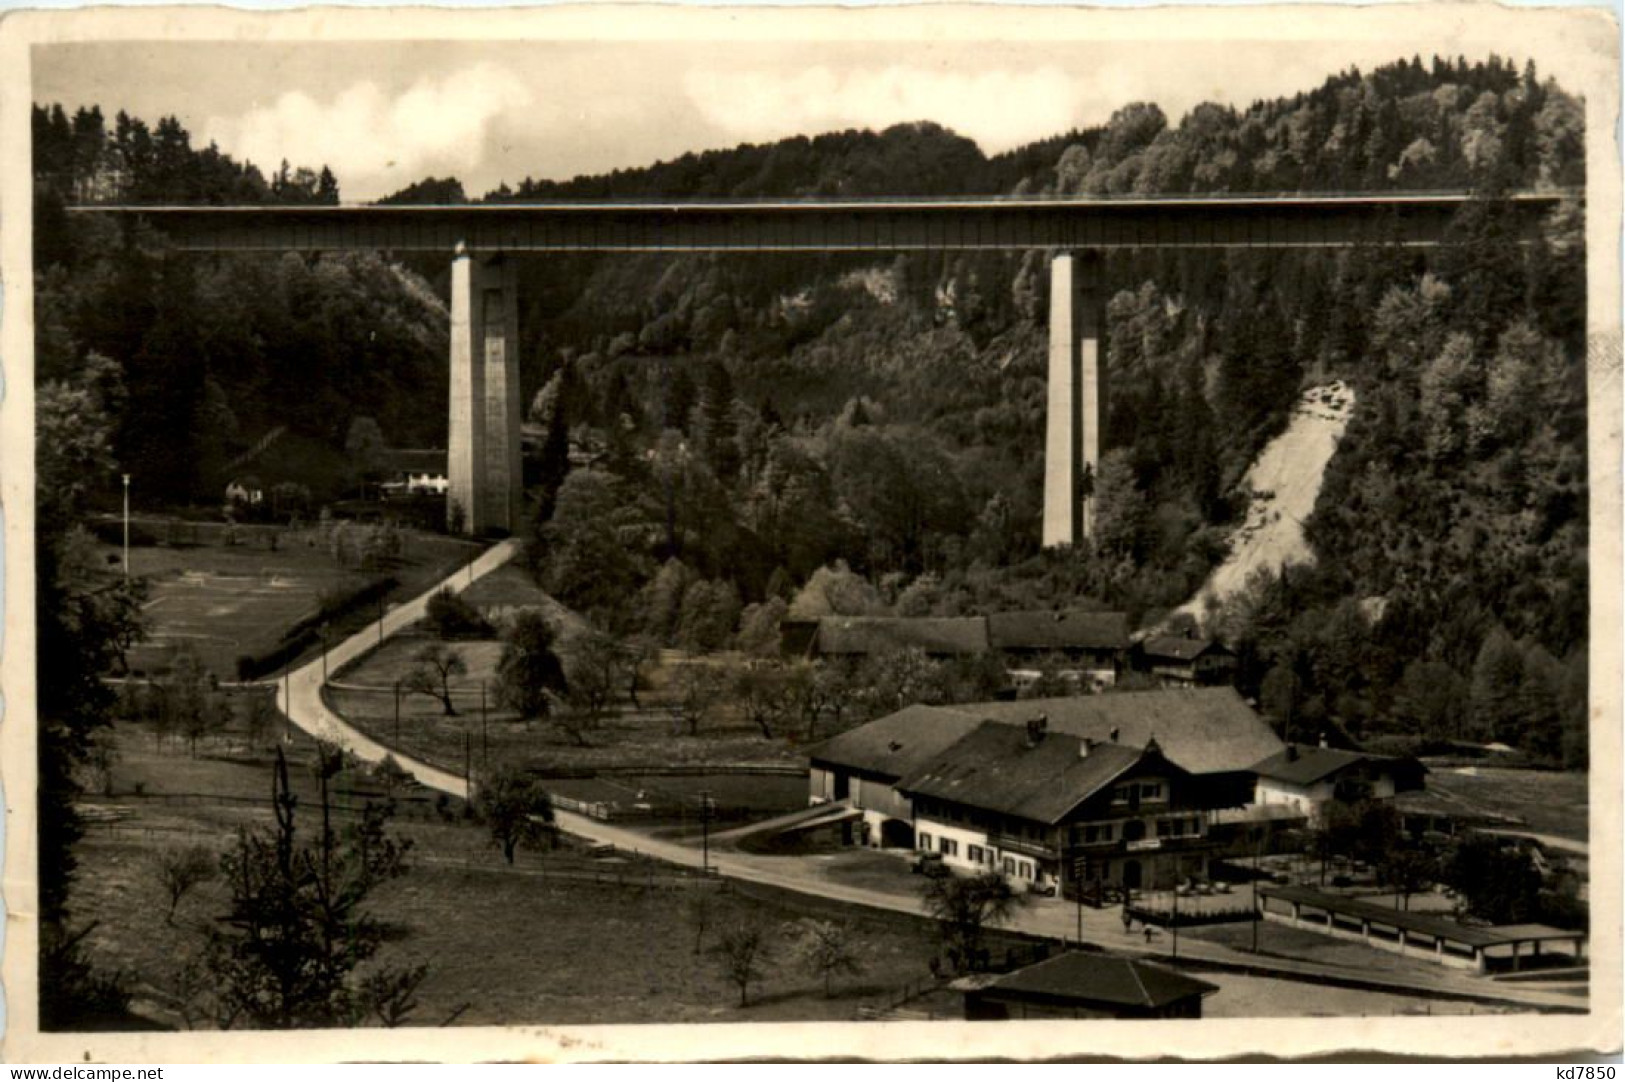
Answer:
[[1171, 877, 1180, 959], [1252, 830, 1262, 953], [393, 679, 402, 745], [698, 790, 713, 875], [121, 474, 131, 578]]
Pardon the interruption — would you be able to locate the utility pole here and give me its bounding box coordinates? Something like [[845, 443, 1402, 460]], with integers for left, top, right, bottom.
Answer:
[[1252, 829, 1262, 954], [464, 730, 472, 789], [480, 682, 489, 768], [121, 474, 131, 579], [378, 595, 386, 646], [1070, 854, 1082, 948], [320, 622, 330, 684], [393, 680, 402, 746], [699, 789, 713, 875], [1171, 874, 1180, 960]]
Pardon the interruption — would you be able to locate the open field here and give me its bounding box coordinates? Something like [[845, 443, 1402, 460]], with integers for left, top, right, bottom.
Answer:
[[114, 525, 481, 680], [1424, 766, 1589, 844], [329, 637, 810, 775], [71, 718, 1524, 1028], [71, 721, 958, 1027], [122, 543, 369, 679]]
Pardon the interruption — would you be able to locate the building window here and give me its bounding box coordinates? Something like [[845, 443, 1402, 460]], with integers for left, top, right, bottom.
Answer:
[[1002, 857, 1015, 874], [1141, 783, 1163, 801], [941, 838, 959, 857], [919, 832, 933, 850], [968, 844, 984, 865], [1019, 861, 1032, 879]]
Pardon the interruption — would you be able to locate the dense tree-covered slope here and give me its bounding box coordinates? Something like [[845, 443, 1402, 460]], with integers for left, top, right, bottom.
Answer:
[[35, 54, 1588, 762]]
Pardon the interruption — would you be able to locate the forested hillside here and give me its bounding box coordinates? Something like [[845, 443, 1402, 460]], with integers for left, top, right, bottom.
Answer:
[[35, 54, 1589, 763], [33, 106, 447, 506]]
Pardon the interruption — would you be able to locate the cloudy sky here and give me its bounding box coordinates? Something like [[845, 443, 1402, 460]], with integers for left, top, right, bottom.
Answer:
[[33, 30, 1592, 202]]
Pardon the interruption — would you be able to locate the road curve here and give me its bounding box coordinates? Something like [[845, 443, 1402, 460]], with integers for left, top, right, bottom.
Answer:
[[274, 537, 523, 799]]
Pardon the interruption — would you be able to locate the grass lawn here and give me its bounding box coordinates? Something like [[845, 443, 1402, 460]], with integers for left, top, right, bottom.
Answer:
[[113, 525, 480, 681], [70, 720, 962, 1029], [1423, 766, 1589, 843]]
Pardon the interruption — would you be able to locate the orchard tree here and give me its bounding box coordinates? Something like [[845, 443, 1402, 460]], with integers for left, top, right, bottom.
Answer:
[[711, 922, 770, 1008], [154, 845, 216, 925], [495, 611, 567, 720], [474, 767, 556, 864], [920, 872, 1021, 973], [559, 628, 634, 742], [789, 919, 863, 997], [424, 588, 490, 640], [403, 643, 467, 716]]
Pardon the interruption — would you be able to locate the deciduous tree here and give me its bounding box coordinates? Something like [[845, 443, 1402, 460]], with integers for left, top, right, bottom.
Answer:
[[474, 767, 556, 865], [495, 611, 568, 720], [920, 872, 1021, 973], [789, 919, 863, 997], [403, 643, 467, 716], [711, 922, 770, 1007]]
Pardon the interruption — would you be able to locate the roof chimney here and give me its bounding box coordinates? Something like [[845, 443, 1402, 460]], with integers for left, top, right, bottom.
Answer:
[[1080, 737, 1096, 758], [1109, 727, 1121, 743], [1025, 714, 1048, 748], [1286, 743, 1299, 762], [1318, 731, 1329, 749]]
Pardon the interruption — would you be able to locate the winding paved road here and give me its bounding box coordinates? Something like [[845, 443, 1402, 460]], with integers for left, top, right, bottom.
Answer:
[[273, 544, 1585, 1015]]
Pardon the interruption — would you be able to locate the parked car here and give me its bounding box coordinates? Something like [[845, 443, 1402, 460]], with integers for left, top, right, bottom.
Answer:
[[911, 851, 949, 877]]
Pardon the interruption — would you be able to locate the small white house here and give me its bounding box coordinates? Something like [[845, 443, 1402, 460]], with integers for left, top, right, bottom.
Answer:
[[225, 478, 265, 507], [1250, 744, 1426, 823]]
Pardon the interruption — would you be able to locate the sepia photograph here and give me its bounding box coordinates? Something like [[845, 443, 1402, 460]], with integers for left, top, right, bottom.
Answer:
[[0, 1, 1619, 1062]]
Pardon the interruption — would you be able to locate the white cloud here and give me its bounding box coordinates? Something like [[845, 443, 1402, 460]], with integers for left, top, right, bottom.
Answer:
[[682, 65, 1087, 154], [203, 63, 532, 200]]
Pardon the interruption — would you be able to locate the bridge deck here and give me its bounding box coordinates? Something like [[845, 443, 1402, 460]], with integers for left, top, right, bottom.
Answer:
[[71, 191, 1570, 253]]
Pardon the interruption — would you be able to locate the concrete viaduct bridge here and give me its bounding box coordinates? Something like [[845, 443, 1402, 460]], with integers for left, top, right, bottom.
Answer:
[[78, 191, 1566, 546]]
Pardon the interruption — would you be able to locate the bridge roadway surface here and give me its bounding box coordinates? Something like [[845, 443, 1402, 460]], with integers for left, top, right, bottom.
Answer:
[[274, 541, 1584, 1015]]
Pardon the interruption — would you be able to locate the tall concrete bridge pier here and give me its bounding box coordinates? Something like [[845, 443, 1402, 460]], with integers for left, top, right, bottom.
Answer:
[[78, 191, 1568, 542], [447, 247, 523, 535]]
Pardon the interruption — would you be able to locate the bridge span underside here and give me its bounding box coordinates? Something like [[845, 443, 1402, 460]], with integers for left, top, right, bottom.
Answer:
[[82, 193, 1564, 542]]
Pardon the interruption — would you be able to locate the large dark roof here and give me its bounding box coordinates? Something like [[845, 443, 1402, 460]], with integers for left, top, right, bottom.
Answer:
[[1251, 745, 1426, 787], [1141, 636, 1233, 662], [807, 705, 983, 780], [986, 610, 1129, 651], [985, 953, 1218, 1008], [898, 722, 1157, 825], [956, 688, 1283, 776], [814, 617, 989, 656]]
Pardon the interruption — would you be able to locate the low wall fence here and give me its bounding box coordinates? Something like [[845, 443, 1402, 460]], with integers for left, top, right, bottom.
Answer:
[[1129, 901, 1260, 928]]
